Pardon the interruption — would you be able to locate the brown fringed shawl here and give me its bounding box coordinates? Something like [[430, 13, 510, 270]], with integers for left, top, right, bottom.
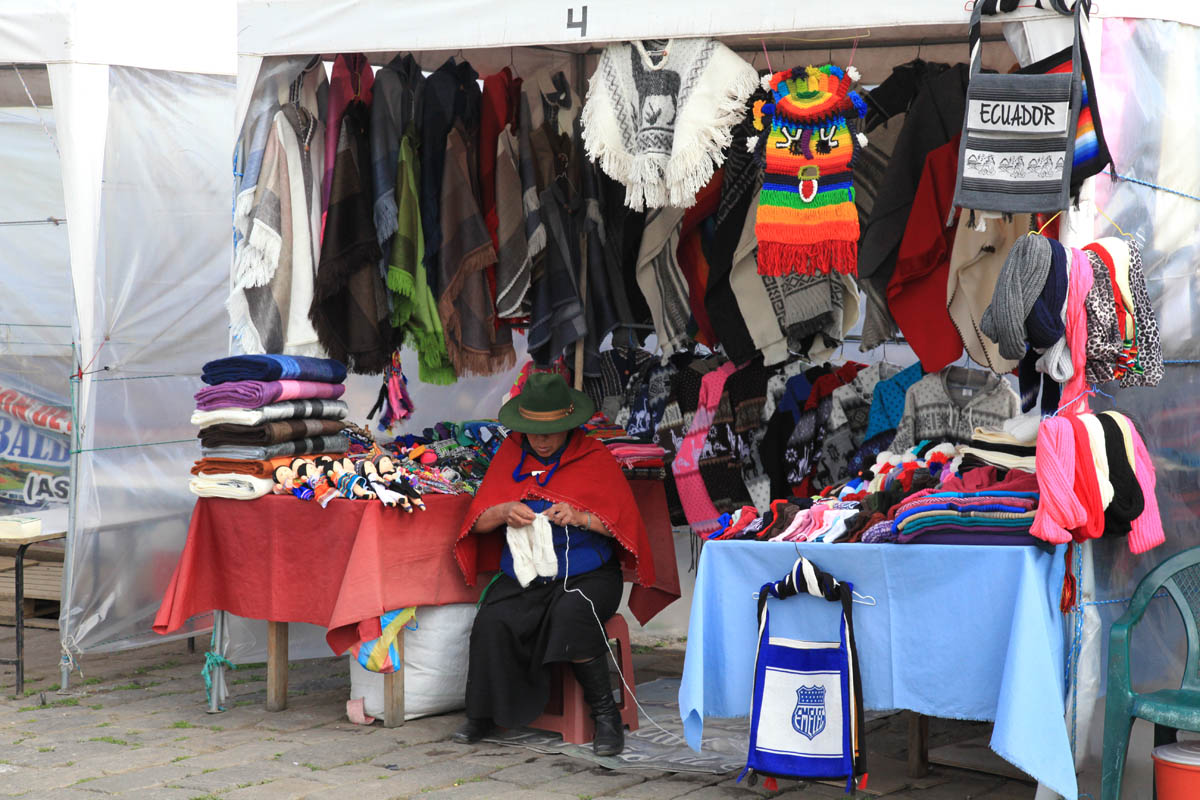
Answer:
[[310, 100, 391, 375], [436, 123, 514, 376]]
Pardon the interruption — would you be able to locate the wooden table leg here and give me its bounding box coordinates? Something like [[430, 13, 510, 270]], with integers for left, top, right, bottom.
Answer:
[[383, 628, 405, 728], [266, 621, 288, 712], [907, 711, 930, 777]]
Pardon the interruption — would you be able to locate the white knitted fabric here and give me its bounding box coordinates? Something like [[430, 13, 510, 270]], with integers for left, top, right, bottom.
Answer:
[[505, 514, 558, 588]]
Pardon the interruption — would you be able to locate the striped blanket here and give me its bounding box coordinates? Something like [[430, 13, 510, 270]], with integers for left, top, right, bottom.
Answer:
[[200, 434, 349, 461], [198, 419, 347, 448], [190, 399, 349, 428], [194, 380, 345, 411], [201, 355, 347, 386]]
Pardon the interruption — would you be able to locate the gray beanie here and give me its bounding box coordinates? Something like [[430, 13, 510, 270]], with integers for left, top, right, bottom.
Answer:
[[980, 234, 1053, 361]]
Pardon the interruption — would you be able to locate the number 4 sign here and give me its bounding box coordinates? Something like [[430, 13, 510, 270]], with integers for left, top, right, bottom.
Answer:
[[566, 5, 587, 37]]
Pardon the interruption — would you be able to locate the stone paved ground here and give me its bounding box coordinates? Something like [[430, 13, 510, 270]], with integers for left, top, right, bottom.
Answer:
[[0, 625, 1035, 799]]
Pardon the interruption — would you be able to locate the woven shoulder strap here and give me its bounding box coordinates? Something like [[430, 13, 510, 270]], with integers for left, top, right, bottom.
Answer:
[[969, 0, 1089, 79]]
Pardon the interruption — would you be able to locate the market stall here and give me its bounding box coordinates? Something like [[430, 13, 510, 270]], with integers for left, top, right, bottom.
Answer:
[[169, 1, 1200, 796]]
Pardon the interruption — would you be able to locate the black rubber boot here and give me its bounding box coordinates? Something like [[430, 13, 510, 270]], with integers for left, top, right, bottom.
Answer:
[[451, 717, 494, 744], [572, 654, 624, 757]]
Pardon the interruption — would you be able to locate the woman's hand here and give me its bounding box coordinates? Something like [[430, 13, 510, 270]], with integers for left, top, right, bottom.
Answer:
[[546, 502, 583, 528], [503, 501, 538, 527]]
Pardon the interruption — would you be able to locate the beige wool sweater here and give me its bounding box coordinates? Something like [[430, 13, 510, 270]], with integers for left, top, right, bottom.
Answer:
[[946, 213, 1029, 374]]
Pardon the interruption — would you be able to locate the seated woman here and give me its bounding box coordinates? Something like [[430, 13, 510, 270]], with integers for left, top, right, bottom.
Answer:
[[452, 373, 652, 756]]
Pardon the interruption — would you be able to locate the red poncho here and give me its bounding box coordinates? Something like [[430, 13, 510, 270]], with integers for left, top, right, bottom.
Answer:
[[456, 432, 656, 597]]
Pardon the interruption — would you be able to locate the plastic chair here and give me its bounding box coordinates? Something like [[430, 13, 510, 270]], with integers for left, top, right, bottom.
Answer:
[[1103, 546, 1200, 800], [530, 613, 639, 745]]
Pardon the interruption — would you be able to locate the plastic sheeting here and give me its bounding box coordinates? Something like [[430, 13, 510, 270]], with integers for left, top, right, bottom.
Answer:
[[61, 66, 235, 654], [1060, 18, 1200, 800], [0, 106, 72, 513]]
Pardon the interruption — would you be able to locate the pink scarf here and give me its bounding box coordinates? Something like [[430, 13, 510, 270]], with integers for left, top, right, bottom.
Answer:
[[1127, 420, 1165, 554], [1059, 247, 1096, 414], [672, 362, 736, 535], [1031, 416, 1087, 544]]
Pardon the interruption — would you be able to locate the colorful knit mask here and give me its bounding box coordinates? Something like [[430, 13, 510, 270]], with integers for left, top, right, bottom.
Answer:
[[752, 65, 868, 276]]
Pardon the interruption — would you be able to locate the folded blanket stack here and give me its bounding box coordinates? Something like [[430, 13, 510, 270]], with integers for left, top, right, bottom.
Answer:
[[190, 355, 351, 499], [583, 412, 668, 479]]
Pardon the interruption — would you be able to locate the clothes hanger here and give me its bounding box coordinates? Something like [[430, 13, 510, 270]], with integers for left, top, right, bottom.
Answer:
[[1028, 209, 1063, 237], [1095, 206, 1135, 239]]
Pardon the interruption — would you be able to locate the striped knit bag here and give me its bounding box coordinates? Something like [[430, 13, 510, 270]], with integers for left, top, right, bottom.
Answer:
[[951, 0, 1087, 215], [751, 65, 868, 277]]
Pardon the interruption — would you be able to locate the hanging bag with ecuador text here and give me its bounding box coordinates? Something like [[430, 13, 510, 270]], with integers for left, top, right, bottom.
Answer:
[[740, 556, 867, 794], [951, 0, 1089, 215]]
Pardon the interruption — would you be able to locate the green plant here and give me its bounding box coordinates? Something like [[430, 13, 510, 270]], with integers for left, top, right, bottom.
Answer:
[[169, 720, 197, 729], [87, 736, 129, 746], [18, 696, 79, 712]]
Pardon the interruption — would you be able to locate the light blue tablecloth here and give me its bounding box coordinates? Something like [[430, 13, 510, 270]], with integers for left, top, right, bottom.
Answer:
[[679, 541, 1075, 799]]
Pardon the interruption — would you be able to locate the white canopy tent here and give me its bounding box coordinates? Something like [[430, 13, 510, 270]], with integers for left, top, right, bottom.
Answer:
[[233, 3, 1200, 799], [0, 1, 236, 667]]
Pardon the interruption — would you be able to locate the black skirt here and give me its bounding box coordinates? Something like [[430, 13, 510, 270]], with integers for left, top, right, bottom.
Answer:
[[465, 557, 623, 728]]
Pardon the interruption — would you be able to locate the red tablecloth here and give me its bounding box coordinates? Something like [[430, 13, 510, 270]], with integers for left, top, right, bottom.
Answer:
[[153, 481, 679, 655]]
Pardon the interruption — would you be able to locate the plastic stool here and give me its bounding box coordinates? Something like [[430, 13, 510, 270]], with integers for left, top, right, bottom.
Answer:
[[530, 613, 639, 745]]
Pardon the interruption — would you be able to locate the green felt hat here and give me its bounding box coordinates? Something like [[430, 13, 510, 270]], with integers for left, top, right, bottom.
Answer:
[[498, 372, 594, 434]]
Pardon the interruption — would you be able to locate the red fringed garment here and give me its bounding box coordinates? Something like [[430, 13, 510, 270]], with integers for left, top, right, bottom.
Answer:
[[456, 432, 656, 596]]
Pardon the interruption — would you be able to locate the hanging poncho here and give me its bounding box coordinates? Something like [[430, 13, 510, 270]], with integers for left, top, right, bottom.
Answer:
[[752, 65, 869, 276], [582, 38, 758, 211]]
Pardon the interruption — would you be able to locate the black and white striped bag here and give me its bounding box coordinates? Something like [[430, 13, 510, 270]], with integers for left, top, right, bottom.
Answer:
[[952, 0, 1088, 214]]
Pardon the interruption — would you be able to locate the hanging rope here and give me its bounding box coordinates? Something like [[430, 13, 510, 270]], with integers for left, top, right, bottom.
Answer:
[[201, 629, 235, 710]]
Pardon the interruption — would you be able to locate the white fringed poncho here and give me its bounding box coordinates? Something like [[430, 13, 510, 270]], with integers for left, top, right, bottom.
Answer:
[[582, 38, 758, 211]]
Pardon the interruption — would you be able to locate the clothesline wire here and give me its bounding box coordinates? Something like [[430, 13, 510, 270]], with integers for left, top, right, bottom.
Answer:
[[1104, 170, 1200, 203], [0, 218, 66, 227], [10, 63, 58, 157]]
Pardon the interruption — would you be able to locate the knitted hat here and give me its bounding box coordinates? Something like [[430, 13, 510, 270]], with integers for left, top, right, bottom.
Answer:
[[751, 64, 869, 276], [1096, 411, 1143, 536], [981, 234, 1054, 361], [497, 373, 594, 434], [1025, 238, 1068, 349]]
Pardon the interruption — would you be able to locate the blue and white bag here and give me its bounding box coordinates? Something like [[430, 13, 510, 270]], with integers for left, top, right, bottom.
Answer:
[[740, 556, 867, 793]]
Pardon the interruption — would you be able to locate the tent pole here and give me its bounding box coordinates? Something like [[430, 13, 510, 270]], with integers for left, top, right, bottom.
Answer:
[[60, 343, 79, 692], [573, 51, 587, 392]]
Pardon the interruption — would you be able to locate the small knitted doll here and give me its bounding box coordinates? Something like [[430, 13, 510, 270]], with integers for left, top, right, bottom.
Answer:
[[751, 64, 868, 276], [293, 458, 338, 507]]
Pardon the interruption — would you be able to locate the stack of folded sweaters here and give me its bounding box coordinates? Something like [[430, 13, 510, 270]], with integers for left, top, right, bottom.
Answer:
[[863, 468, 1042, 547], [188, 355, 350, 500], [958, 414, 1040, 474]]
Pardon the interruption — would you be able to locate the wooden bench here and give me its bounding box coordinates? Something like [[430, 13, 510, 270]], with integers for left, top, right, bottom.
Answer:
[[0, 527, 67, 695]]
